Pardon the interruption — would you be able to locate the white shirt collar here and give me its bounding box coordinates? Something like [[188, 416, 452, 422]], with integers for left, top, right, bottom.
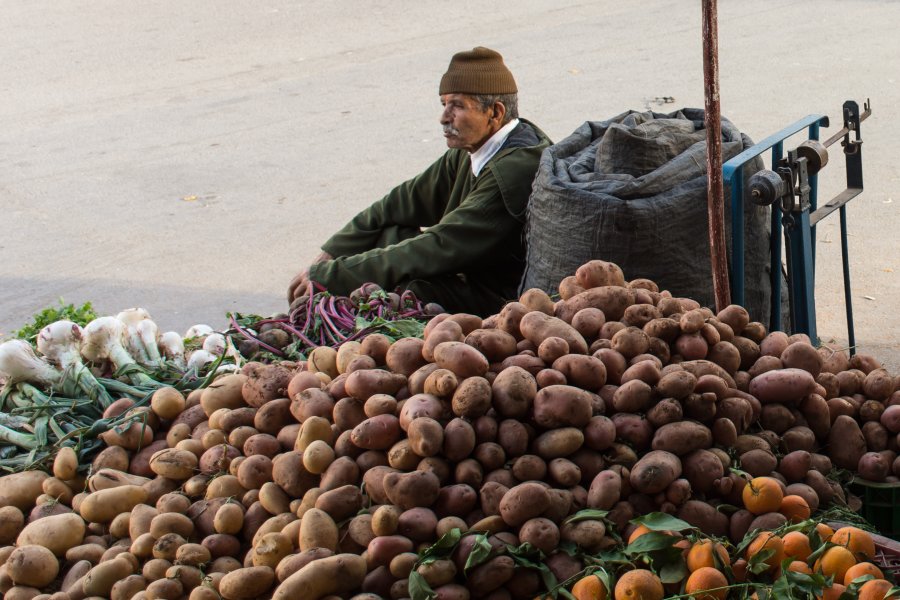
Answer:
[[469, 118, 520, 176]]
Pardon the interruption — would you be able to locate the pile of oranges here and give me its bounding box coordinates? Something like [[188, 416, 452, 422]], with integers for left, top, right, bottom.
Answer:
[[559, 475, 898, 598], [566, 522, 896, 599]]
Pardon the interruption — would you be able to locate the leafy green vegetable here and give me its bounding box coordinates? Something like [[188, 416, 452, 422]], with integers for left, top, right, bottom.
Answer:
[[630, 512, 694, 533], [408, 571, 436, 600], [13, 299, 98, 344]]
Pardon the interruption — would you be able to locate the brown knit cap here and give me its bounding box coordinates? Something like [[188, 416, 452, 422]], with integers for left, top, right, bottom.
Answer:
[[439, 47, 517, 95]]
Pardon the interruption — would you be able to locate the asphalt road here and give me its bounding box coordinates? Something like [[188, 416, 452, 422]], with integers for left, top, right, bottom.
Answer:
[[2, 0, 898, 370]]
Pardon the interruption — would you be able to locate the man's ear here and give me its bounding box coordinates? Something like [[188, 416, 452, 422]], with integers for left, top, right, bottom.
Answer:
[[492, 102, 506, 122]]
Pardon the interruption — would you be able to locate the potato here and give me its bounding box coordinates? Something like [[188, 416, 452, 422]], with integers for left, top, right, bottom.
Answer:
[[201, 374, 248, 416], [272, 452, 319, 498], [629, 450, 682, 494], [272, 554, 367, 600], [651, 421, 713, 456], [385, 338, 427, 376], [315, 485, 363, 521], [351, 414, 402, 450], [433, 342, 490, 379], [150, 448, 198, 481], [533, 427, 584, 459], [499, 482, 551, 526], [563, 286, 636, 323], [552, 354, 607, 391], [519, 311, 588, 354], [465, 329, 518, 362], [51, 446, 79, 482], [384, 470, 441, 510], [433, 484, 477, 519], [780, 342, 823, 378], [532, 385, 594, 429], [6, 545, 59, 588], [497, 419, 529, 458], [345, 369, 407, 402], [611, 379, 653, 413], [0, 506, 25, 545], [0, 471, 48, 511], [83, 556, 136, 597], [220, 566, 276, 600], [451, 377, 492, 418], [518, 517, 560, 555], [299, 508, 338, 552], [491, 366, 537, 419], [275, 548, 334, 583], [150, 512, 194, 539], [17, 512, 85, 556], [829, 415, 867, 470], [749, 368, 817, 404], [681, 449, 724, 493], [676, 500, 729, 538], [467, 555, 515, 595]]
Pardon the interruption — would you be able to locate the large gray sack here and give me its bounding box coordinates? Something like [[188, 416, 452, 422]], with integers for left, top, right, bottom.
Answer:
[[520, 108, 776, 327]]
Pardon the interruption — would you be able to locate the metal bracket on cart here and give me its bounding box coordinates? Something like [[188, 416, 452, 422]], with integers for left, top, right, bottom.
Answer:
[[723, 99, 871, 351]]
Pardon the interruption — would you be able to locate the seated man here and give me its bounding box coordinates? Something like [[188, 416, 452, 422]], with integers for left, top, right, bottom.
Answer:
[[287, 47, 551, 315]]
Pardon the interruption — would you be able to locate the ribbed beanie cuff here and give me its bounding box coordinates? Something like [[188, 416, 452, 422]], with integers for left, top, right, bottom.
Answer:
[[439, 47, 517, 95]]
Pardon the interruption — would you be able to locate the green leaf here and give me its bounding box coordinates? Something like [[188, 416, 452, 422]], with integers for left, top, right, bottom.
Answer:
[[562, 509, 609, 525], [417, 528, 462, 566], [747, 547, 775, 575], [14, 299, 98, 344], [464, 534, 493, 572], [408, 571, 436, 600], [624, 531, 678, 555], [630, 512, 694, 532], [658, 557, 688, 584], [884, 586, 900, 599]]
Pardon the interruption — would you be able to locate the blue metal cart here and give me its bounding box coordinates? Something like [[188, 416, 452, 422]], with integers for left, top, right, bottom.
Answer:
[[722, 99, 871, 352]]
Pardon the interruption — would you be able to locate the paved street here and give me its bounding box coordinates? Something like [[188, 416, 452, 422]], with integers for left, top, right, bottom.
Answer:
[[1, 1, 897, 369]]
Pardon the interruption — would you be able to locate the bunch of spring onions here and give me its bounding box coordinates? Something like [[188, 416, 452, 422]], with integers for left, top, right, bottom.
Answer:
[[227, 283, 441, 360], [0, 308, 240, 472]]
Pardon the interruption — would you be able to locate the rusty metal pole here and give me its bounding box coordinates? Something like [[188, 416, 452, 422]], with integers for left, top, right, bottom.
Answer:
[[702, 0, 731, 311]]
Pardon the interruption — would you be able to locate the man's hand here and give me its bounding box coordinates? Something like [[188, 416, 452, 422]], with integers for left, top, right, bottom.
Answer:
[[287, 251, 333, 302]]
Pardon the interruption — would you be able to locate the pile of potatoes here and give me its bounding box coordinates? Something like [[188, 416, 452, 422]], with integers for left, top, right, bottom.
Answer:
[[1, 258, 899, 600]]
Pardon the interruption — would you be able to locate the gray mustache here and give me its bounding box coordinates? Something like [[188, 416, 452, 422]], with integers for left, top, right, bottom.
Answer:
[[443, 125, 460, 136]]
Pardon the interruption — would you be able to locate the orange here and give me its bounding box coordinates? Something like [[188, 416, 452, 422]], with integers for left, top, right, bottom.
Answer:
[[628, 525, 652, 545], [817, 583, 847, 600], [742, 477, 784, 515], [744, 531, 785, 573], [788, 560, 813, 574], [844, 562, 884, 586], [613, 569, 664, 600], [683, 567, 728, 600], [816, 523, 835, 542], [686, 540, 730, 572], [571, 574, 609, 600], [858, 579, 893, 600], [831, 526, 876, 560], [782, 531, 813, 561], [779, 495, 811, 522], [814, 546, 857, 583]]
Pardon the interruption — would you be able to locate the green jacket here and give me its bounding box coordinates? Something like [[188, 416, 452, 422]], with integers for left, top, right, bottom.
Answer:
[[310, 120, 551, 307]]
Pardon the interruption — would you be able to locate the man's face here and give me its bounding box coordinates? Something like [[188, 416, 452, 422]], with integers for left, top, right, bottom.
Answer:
[[440, 93, 501, 153]]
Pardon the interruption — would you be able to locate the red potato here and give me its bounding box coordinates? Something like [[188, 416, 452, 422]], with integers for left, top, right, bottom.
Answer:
[[519, 312, 589, 355], [749, 368, 818, 404]]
